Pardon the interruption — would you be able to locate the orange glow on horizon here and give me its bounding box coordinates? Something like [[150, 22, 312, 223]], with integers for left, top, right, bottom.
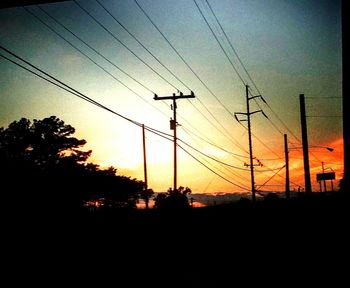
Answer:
[[287, 137, 344, 192]]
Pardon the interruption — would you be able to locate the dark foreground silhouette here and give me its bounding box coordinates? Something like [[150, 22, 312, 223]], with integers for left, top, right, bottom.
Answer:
[[2, 190, 347, 286], [1, 116, 347, 284]]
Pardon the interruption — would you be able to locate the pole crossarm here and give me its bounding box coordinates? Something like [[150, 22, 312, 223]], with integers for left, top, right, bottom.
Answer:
[[234, 110, 268, 123], [154, 91, 195, 101], [250, 109, 265, 116], [248, 95, 267, 103]]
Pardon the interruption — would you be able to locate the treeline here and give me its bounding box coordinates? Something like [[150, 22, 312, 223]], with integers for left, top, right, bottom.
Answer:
[[0, 116, 144, 212]]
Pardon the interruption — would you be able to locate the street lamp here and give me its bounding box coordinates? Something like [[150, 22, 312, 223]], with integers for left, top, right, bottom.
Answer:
[[310, 146, 334, 152], [289, 145, 334, 152]]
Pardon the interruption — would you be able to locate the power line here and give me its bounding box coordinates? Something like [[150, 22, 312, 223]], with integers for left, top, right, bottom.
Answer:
[[37, 5, 156, 95], [237, 119, 285, 161], [95, 0, 190, 93], [196, 154, 251, 189], [134, 115, 251, 190], [193, 0, 246, 86], [194, 0, 291, 158], [0, 54, 104, 109], [180, 137, 285, 172], [306, 97, 342, 99], [178, 139, 251, 171], [178, 144, 249, 191], [256, 165, 286, 190], [181, 126, 252, 183], [149, 125, 250, 188], [98, 0, 249, 155], [23, 6, 169, 119], [1, 45, 251, 191], [73, 0, 180, 92], [181, 126, 250, 158], [306, 115, 342, 118], [134, 0, 237, 120], [0, 50, 140, 126], [181, 0, 290, 182], [204, 0, 254, 87], [203, 0, 303, 143], [189, 98, 250, 154], [204, 4, 289, 148]]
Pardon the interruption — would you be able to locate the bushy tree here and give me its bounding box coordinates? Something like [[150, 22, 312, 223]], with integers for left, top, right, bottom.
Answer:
[[0, 116, 143, 212], [154, 186, 192, 209]]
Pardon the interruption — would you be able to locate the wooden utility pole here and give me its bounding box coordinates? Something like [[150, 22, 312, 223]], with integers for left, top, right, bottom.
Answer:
[[321, 161, 327, 192], [142, 124, 149, 209], [154, 91, 195, 192], [341, 1, 349, 193], [284, 134, 290, 199], [246, 85, 256, 201], [299, 94, 312, 195], [234, 85, 268, 201]]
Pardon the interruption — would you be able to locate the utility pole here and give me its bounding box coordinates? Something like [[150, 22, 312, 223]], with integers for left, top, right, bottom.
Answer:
[[234, 85, 268, 201], [154, 91, 195, 192], [341, 1, 349, 193], [284, 134, 290, 199], [299, 94, 312, 195], [142, 124, 149, 209], [321, 161, 327, 193]]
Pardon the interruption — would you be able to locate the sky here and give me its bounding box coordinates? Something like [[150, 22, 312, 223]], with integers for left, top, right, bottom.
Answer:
[[0, 0, 343, 195]]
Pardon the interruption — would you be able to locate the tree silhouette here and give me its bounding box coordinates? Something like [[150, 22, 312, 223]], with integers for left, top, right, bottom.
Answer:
[[154, 186, 192, 209], [0, 116, 90, 167], [0, 116, 143, 212], [140, 188, 154, 209]]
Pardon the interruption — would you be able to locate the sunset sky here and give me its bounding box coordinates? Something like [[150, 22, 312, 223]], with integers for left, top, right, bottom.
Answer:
[[0, 0, 343, 195]]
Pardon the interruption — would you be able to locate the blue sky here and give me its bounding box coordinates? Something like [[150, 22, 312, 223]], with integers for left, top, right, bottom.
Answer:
[[0, 0, 343, 194]]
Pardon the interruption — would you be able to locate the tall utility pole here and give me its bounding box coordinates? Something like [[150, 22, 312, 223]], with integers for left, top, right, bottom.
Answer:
[[341, 1, 349, 193], [142, 124, 149, 209], [299, 94, 312, 195], [154, 91, 195, 192], [284, 134, 290, 199], [234, 85, 268, 201], [321, 161, 327, 192]]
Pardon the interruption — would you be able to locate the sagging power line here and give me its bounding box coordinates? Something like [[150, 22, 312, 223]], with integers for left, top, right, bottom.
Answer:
[[0, 45, 251, 191]]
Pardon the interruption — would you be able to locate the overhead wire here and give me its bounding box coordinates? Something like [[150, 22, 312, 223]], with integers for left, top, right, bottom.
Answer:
[[178, 144, 249, 191], [203, 0, 303, 145], [73, 0, 179, 92], [0, 46, 142, 126], [37, 5, 155, 95], [134, 0, 237, 120], [181, 126, 250, 158], [180, 125, 252, 183], [1, 45, 250, 190], [201, 3, 292, 181], [256, 165, 286, 191], [23, 6, 169, 119], [148, 127, 250, 190], [194, 0, 307, 189], [193, 0, 246, 86], [194, 0, 288, 163], [95, 0, 189, 93], [96, 0, 250, 155], [34, 4, 175, 122], [10, 1, 319, 191]]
